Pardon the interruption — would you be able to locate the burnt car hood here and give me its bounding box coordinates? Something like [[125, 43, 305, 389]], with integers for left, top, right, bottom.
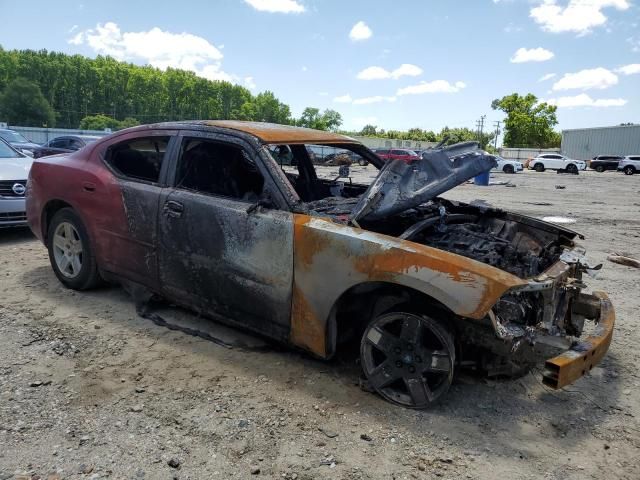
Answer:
[[350, 142, 497, 222]]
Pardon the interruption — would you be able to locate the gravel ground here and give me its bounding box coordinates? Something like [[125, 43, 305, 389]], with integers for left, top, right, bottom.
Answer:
[[1, 168, 639, 480]]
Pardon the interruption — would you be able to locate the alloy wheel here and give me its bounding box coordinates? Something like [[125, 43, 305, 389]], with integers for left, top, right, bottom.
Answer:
[[360, 312, 454, 408]]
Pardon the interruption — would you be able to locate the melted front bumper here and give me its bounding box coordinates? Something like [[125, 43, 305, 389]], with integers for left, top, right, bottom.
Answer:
[[542, 291, 615, 389]]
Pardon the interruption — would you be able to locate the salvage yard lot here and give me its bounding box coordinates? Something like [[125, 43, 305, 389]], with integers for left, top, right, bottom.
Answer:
[[1, 169, 639, 480]]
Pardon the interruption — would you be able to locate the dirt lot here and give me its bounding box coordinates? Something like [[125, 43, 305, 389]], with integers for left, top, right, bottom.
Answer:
[[1, 168, 639, 480]]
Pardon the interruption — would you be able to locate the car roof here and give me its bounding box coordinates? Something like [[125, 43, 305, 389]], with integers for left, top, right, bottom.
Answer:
[[133, 120, 357, 145]]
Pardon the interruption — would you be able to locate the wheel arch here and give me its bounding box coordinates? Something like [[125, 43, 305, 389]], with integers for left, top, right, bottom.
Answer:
[[324, 281, 455, 358], [41, 199, 74, 241]]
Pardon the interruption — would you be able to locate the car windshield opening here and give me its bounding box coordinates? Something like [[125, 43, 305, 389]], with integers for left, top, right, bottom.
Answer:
[[267, 142, 380, 214]]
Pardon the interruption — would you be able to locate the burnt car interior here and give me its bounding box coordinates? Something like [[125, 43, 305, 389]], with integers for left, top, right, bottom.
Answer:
[[106, 137, 170, 183], [175, 138, 264, 202], [272, 142, 378, 204]]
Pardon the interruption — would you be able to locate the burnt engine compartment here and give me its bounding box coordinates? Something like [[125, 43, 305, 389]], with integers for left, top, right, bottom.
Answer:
[[305, 196, 575, 279]]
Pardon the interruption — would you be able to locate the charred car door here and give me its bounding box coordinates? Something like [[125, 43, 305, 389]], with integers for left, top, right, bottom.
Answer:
[[157, 132, 294, 338]]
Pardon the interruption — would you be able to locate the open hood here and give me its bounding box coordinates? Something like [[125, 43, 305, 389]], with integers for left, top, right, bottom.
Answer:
[[350, 142, 497, 222]]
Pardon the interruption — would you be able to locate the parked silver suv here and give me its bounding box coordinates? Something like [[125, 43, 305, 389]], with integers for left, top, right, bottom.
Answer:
[[617, 155, 640, 175], [0, 138, 33, 227]]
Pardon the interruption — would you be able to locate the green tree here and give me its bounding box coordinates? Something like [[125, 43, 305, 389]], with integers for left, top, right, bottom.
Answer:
[[78, 114, 140, 130], [297, 107, 343, 131], [0, 77, 55, 126], [491, 93, 558, 148], [436, 126, 494, 149], [359, 124, 378, 136]]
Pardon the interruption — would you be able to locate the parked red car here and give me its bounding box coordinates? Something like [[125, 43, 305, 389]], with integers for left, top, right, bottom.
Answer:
[[373, 148, 420, 163]]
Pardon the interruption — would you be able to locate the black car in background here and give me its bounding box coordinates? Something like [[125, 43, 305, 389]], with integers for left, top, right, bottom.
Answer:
[[32, 135, 102, 159], [590, 155, 623, 172], [0, 129, 41, 156]]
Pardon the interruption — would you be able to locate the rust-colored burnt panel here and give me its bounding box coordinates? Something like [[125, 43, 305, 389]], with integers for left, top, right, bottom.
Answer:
[[290, 285, 326, 356], [290, 214, 526, 357], [201, 121, 358, 145], [542, 291, 615, 389]]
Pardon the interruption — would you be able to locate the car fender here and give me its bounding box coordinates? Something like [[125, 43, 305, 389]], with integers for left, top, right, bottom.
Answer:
[[290, 215, 526, 357]]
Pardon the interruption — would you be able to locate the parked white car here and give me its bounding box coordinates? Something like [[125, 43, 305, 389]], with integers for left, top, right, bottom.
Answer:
[[529, 154, 586, 173], [492, 156, 523, 174], [0, 138, 33, 228], [617, 155, 640, 175]]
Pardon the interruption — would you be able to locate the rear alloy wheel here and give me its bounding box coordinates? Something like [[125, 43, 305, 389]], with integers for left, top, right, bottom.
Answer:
[[624, 166, 635, 175], [566, 163, 578, 174], [47, 208, 101, 290], [360, 312, 455, 408], [595, 165, 605, 173], [503, 164, 515, 174], [534, 163, 545, 172]]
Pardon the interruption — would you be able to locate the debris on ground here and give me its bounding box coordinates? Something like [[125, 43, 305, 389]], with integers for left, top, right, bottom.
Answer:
[[541, 216, 577, 224], [555, 185, 566, 189], [607, 254, 640, 268]]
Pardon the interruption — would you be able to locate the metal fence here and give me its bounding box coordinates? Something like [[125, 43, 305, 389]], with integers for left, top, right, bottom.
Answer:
[[499, 147, 560, 160]]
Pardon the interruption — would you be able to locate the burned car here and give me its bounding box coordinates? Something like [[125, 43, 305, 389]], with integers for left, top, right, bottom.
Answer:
[[26, 121, 614, 408]]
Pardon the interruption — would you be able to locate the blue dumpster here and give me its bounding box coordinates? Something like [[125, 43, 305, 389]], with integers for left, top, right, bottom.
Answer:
[[474, 171, 490, 186]]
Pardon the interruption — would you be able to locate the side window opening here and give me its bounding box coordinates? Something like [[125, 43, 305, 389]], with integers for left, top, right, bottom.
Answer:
[[175, 138, 264, 202], [106, 136, 169, 183]]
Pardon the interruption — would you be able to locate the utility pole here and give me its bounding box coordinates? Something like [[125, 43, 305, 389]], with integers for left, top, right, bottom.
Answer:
[[476, 115, 486, 145], [493, 120, 501, 150]]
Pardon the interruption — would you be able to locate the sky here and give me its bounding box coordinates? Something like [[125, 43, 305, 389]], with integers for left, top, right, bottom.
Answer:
[[1, 0, 639, 138]]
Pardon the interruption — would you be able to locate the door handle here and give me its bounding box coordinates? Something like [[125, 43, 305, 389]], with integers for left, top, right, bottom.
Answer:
[[82, 182, 96, 192], [163, 200, 184, 218]]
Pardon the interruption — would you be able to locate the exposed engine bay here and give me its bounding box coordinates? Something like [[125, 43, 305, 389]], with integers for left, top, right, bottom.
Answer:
[[305, 196, 576, 280]]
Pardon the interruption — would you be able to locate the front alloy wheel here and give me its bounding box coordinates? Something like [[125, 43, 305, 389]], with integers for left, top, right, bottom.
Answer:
[[624, 166, 635, 175], [360, 312, 455, 408]]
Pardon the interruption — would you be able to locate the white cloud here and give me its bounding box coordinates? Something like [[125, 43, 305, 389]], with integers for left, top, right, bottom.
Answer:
[[616, 63, 640, 75], [333, 94, 353, 103], [552, 67, 618, 90], [356, 63, 423, 80], [68, 22, 233, 82], [301, 65, 308, 72], [503, 22, 523, 33], [546, 93, 627, 107], [353, 96, 396, 105], [244, 0, 304, 13], [510, 47, 555, 63], [397, 80, 466, 95], [539, 73, 557, 81], [244, 76, 256, 90], [530, 0, 630, 35], [318, 91, 329, 96], [332, 94, 396, 105], [68, 25, 79, 34], [349, 21, 372, 41]]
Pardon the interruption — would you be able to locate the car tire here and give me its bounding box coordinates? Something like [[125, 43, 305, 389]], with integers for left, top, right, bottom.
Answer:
[[595, 165, 605, 173], [533, 163, 545, 172], [360, 311, 455, 409], [624, 166, 635, 175], [503, 164, 515, 174], [566, 164, 578, 174], [47, 208, 101, 290]]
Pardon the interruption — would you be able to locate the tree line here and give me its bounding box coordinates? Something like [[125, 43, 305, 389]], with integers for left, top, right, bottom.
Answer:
[[0, 47, 560, 148], [0, 47, 342, 131]]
